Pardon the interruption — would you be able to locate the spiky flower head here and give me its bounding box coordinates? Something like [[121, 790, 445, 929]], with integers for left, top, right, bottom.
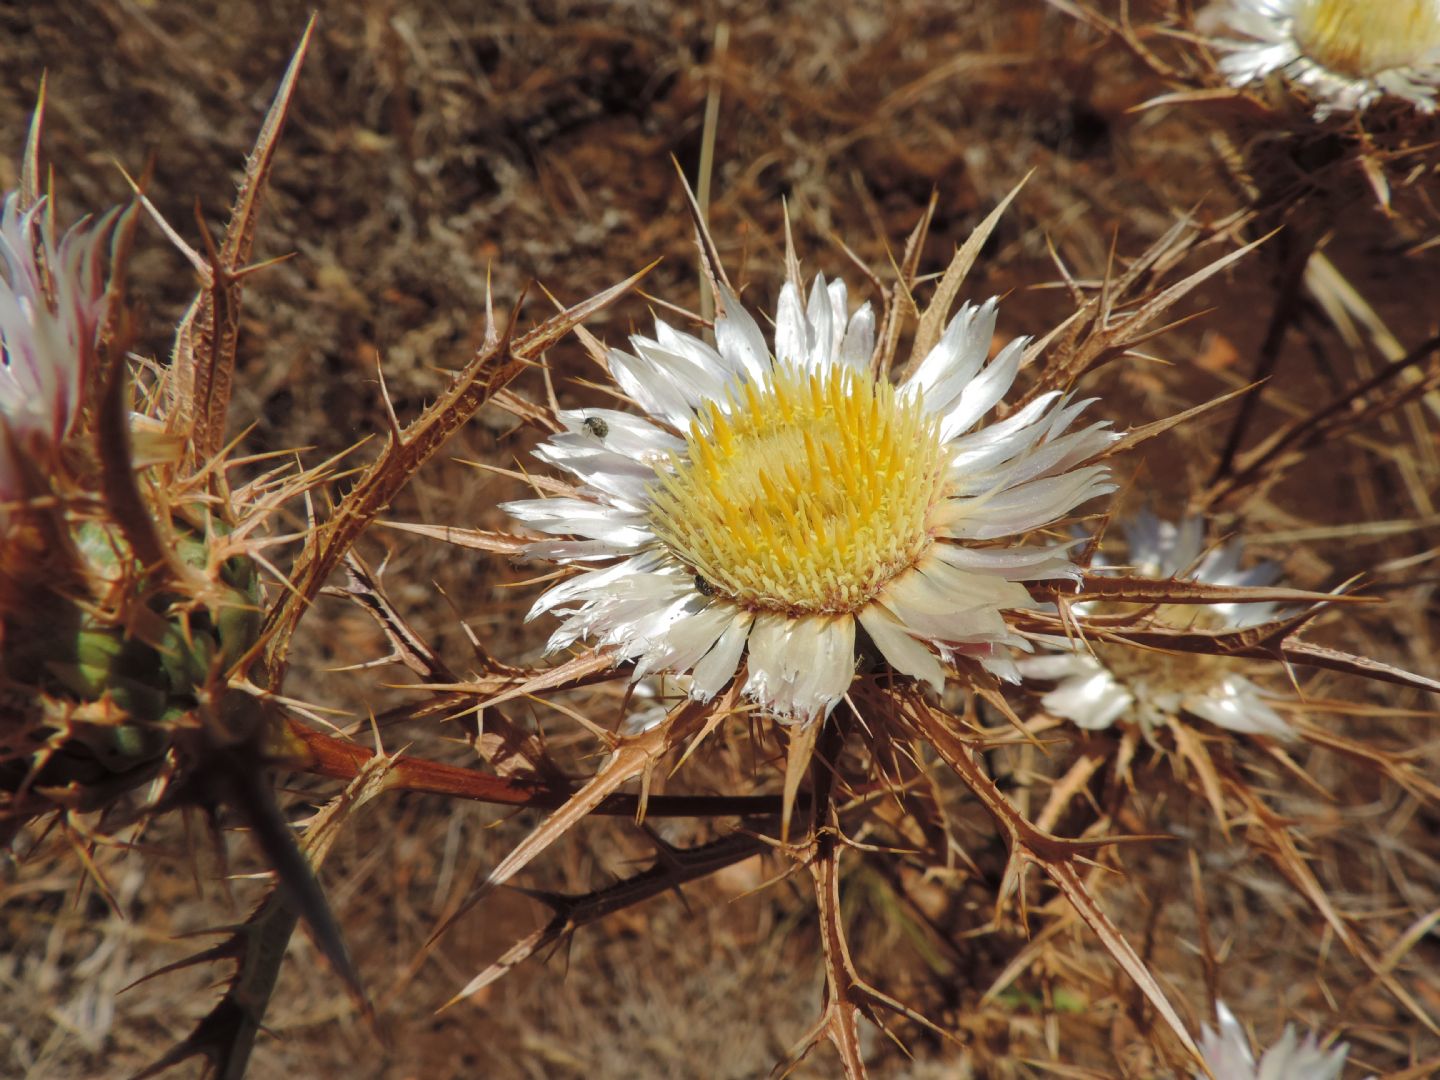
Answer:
[[1016, 512, 1291, 737], [0, 191, 109, 514], [1196, 1002, 1357, 1080], [0, 181, 263, 832], [1209, 0, 1440, 118], [504, 264, 1118, 723]]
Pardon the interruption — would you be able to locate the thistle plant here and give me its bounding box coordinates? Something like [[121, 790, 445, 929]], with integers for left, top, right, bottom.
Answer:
[[504, 252, 1117, 722], [104, 160, 1435, 1075], [8, 10, 1440, 1080], [1049, 0, 1440, 581], [1206, 0, 1440, 119], [0, 28, 378, 1064], [361, 193, 1431, 1076], [0, 150, 268, 833], [1017, 511, 1293, 738]]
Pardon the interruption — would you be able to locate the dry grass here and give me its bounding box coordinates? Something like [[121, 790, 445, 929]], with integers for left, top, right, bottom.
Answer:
[[3, 1, 1439, 1077]]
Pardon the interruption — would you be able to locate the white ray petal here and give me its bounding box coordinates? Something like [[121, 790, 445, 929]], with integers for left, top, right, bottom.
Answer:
[[931, 539, 1086, 582], [527, 550, 666, 621], [940, 466, 1115, 541], [1015, 652, 1097, 680], [806, 274, 835, 371], [879, 561, 1032, 644], [633, 600, 739, 681], [634, 337, 733, 407], [905, 298, 995, 409], [714, 285, 772, 384], [691, 609, 753, 700], [744, 612, 856, 721], [774, 281, 809, 371], [937, 336, 1028, 442], [839, 301, 874, 370], [501, 497, 654, 545], [607, 345, 698, 429], [857, 605, 945, 692], [1185, 676, 1293, 738], [556, 407, 685, 459], [1042, 669, 1134, 730]]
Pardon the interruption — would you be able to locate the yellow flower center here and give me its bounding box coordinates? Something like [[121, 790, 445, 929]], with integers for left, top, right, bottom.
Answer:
[[1293, 0, 1440, 78], [647, 363, 948, 615]]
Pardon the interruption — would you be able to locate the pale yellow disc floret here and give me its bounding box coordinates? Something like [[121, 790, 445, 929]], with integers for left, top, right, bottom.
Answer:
[[1293, 0, 1440, 78], [647, 363, 949, 615], [1090, 606, 1239, 701]]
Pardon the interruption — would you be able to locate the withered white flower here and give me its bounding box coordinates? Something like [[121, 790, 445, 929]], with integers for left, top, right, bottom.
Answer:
[[0, 192, 108, 509], [1195, 1002, 1356, 1080], [504, 269, 1117, 723], [1209, 0, 1440, 118], [1016, 512, 1292, 738]]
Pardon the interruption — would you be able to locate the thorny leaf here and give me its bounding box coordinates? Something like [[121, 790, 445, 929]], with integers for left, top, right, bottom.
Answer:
[[772, 842, 875, 1079], [781, 716, 821, 844], [19, 74, 45, 212], [167, 17, 315, 469], [1015, 605, 1440, 695], [773, 723, 948, 1080], [1042, 0, 1181, 80], [1220, 770, 1440, 1035], [427, 692, 723, 953], [96, 350, 188, 587], [903, 691, 1210, 1073], [1295, 723, 1440, 803], [327, 551, 556, 776], [255, 263, 654, 683], [459, 647, 621, 710], [90, 203, 145, 420], [445, 831, 767, 1007], [131, 744, 397, 1080], [1022, 227, 1267, 403], [377, 520, 530, 556], [1171, 722, 1232, 838], [331, 551, 451, 680], [287, 713, 793, 819], [873, 194, 935, 376], [347, 649, 619, 736], [1279, 640, 1440, 696], [903, 173, 1031, 380], [1096, 383, 1256, 463], [674, 155, 737, 303], [1056, 572, 1375, 609], [490, 385, 564, 432], [196, 694, 365, 1007], [1203, 333, 1440, 509]]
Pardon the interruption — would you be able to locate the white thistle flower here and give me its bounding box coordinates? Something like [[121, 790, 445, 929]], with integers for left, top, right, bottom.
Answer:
[[0, 192, 109, 508], [1195, 1002, 1357, 1080], [503, 271, 1117, 723], [1016, 511, 1292, 738], [1208, 0, 1440, 118]]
